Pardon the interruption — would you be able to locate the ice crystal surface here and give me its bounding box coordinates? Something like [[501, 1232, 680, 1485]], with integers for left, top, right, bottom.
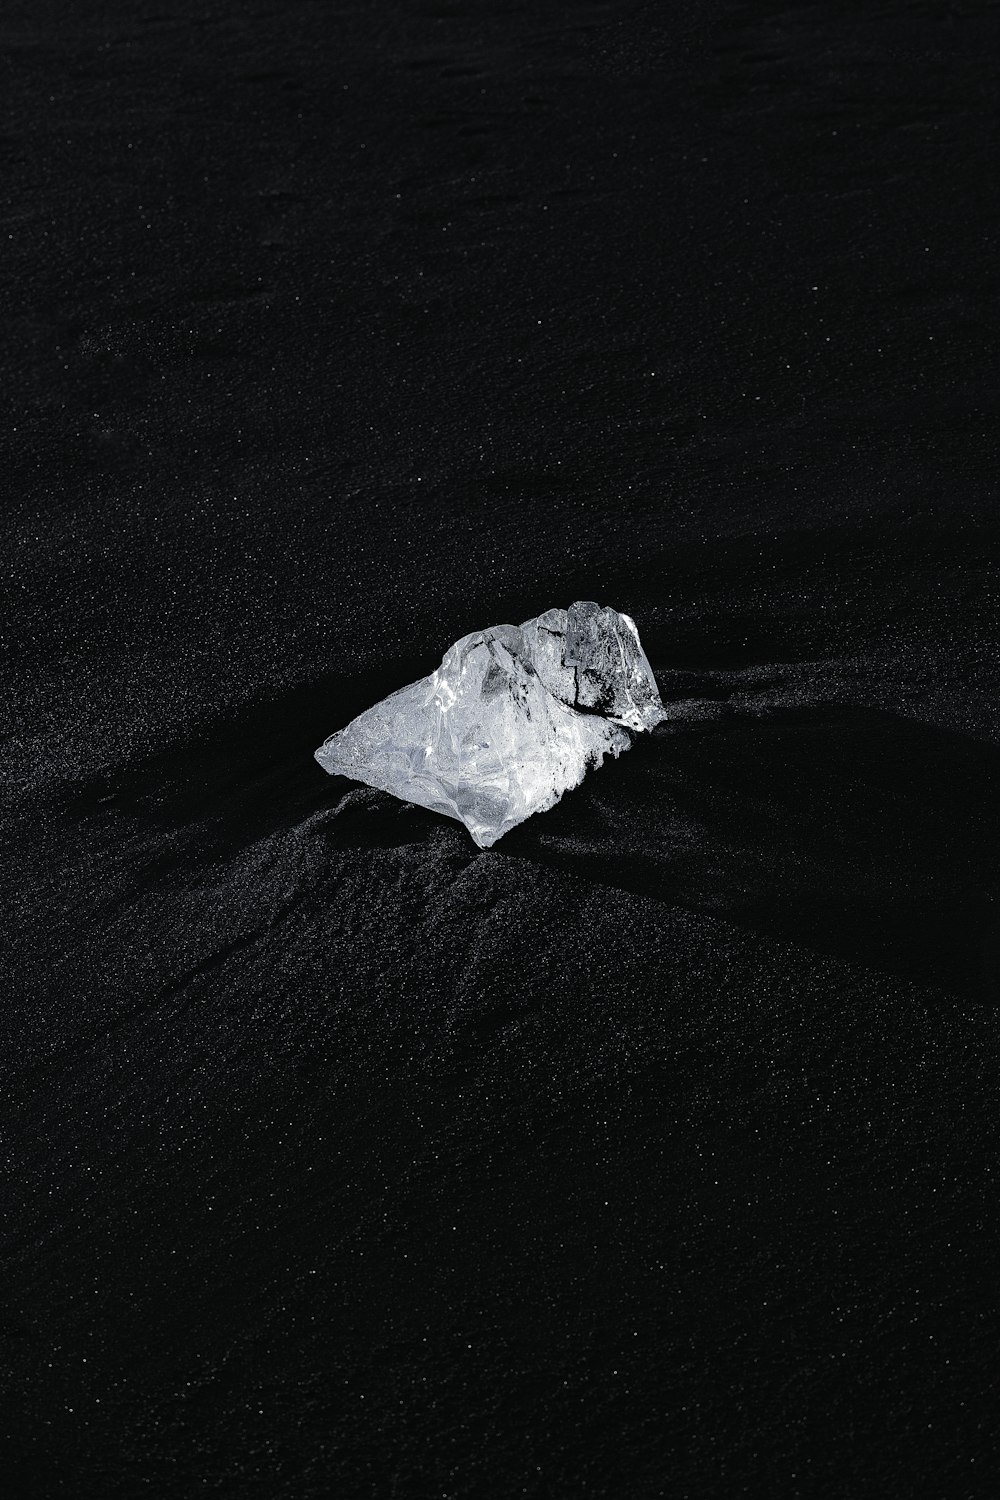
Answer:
[[315, 601, 664, 848]]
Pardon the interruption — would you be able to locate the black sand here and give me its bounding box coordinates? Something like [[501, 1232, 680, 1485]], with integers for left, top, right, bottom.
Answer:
[[4, 2, 1000, 1494]]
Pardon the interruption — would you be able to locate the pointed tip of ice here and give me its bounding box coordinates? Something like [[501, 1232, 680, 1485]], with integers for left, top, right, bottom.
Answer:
[[315, 739, 347, 776]]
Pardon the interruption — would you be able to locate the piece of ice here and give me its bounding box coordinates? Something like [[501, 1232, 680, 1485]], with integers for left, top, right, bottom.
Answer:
[[315, 601, 665, 848]]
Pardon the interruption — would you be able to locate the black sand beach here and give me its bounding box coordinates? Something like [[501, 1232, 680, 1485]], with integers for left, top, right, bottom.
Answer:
[[4, 2, 1000, 1494]]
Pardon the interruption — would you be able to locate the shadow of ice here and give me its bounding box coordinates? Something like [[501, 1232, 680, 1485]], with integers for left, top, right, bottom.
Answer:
[[502, 703, 1000, 997], [66, 657, 441, 853], [68, 672, 1000, 998]]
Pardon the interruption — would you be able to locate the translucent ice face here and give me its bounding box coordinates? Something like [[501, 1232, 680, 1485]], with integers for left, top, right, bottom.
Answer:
[[315, 602, 664, 848]]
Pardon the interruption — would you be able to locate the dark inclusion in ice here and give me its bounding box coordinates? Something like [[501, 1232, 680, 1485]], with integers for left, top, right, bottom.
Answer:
[[315, 601, 665, 848]]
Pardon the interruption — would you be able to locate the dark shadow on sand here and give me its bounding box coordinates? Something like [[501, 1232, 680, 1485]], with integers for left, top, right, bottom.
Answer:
[[68, 683, 1000, 998], [505, 705, 1000, 998], [65, 656, 442, 853]]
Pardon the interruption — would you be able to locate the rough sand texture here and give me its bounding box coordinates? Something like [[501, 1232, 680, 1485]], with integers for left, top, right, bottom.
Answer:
[[4, 2, 1000, 1495]]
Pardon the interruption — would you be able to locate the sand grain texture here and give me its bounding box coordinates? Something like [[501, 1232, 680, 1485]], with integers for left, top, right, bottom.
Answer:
[[4, 2, 1000, 1495]]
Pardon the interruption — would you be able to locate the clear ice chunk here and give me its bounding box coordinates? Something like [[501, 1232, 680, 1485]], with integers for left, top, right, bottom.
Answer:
[[314, 601, 665, 848]]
